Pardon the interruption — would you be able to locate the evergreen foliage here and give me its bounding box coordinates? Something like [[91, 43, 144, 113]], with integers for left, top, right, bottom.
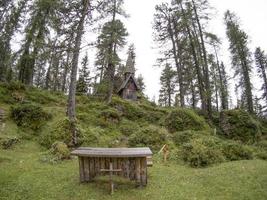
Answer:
[[10, 103, 51, 130], [219, 109, 261, 143], [128, 125, 169, 151], [224, 10, 254, 113], [165, 108, 210, 133]]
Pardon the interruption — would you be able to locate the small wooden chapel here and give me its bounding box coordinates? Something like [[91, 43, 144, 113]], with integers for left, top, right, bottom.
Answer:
[[117, 51, 139, 100]]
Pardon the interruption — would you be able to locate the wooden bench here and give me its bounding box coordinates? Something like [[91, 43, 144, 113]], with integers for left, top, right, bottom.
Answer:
[[71, 147, 153, 192]]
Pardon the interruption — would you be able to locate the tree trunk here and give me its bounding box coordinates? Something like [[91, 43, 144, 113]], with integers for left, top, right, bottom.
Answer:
[[61, 42, 72, 92], [171, 18, 185, 107], [67, 0, 89, 146], [192, 0, 212, 117], [179, 2, 206, 110]]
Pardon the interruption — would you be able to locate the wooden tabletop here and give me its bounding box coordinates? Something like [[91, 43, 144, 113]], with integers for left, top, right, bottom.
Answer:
[[71, 147, 152, 158]]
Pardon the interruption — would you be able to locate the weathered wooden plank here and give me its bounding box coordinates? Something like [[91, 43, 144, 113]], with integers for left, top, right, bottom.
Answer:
[[113, 158, 117, 175], [83, 157, 90, 182], [78, 157, 85, 182], [135, 158, 141, 186], [94, 157, 100, 175], [100, 157, 105, 175], [129, 158, 135, 180], [71, 147, 152, 158], [89, 157, 95, 181], [140, 157, 147, 186], [125, 158, 130, 178]]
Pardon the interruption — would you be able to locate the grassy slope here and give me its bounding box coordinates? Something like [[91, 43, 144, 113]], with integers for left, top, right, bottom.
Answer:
[[0, 84, 267, 199], [0, 141, 267, 200]]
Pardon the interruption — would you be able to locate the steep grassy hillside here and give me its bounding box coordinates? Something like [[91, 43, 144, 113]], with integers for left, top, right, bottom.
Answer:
[[0, 82, 267, 199]]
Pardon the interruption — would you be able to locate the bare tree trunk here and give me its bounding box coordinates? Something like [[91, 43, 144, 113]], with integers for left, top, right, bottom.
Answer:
[[170, 17, 185, 107], [67, 0, 89, 146], [62, 43, 72, 92], [192, 0, 212, 117], [180, 2, 206, 110], [106, 0, 117, 104]]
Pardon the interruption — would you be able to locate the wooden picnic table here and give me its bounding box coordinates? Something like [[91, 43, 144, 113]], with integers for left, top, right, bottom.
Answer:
[[71, 147, 153, 188]]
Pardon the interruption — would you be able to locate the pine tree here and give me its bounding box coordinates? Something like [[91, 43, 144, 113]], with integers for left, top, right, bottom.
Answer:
[[159, 63, 176, 107], [95, 19, 128, 102], [224, 10, 254, 113], [95, 0, 128, 103], [67, 0, 91, 146], [76, 53, 91, 95], [17, 0, 59, 85], [0, 0, 27, 82], [137, 74, 145, 94], [254, 47, 267, 103]]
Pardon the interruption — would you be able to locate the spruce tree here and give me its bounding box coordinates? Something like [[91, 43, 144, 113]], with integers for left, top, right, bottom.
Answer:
[[254, 47, 267, 103], [76, 53, 91, 95], [224, 10, 254, 113], [159, 63, 176, 107]]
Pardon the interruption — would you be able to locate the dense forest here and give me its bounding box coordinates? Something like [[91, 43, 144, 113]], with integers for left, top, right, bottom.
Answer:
[[1, 0, 267, 199]]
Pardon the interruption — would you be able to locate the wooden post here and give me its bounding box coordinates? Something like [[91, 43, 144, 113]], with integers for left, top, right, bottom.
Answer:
[[135, 158, 141, 186], [109, 162, 114, 195], [78, 157, 85, 182], [84, 157, 90, 182], [140, 157, 147, 186], [89, 157, 95, 181]]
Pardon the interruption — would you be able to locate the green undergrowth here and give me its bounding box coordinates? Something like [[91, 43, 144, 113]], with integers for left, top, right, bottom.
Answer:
[[0, 83, 267, 168]]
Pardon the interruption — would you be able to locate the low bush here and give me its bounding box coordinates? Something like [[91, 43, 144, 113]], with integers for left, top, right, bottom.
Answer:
[[219, 109, 261, 143], [257, 140, 267, 151], [255, 151, 267, 160], [40, 142, 70, 164], [100, 108, 122, 123], [173, 130, 210, 146], [39, 118, 82, 148], [50, 141, 70, 160], [180, 137, 225, 167], [221, 142, 253, 161], [5, 81, 26, 91], [26, 88, 64, 105], [128, 125, 169, 151], [0, 137, 19, 149], [10, 103, 52, 130], [119, 119, 139, 136], [82, 126, 105, 146], [110, 96, 146, 121], [165, 108, 210, 133]]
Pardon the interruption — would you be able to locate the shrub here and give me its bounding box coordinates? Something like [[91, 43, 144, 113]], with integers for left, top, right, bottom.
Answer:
[[100, 108, 122, 123], [173, 130, 210, 146], [50, 142, 70, 160], [82, 126, 105, 146], [39, 118, 82, 148], [180, 137, 225, 167], [0, 137, 19, 149], [128, 125, 169, 151], [5, 81, 26, 91], [26, 88, 64, 105], [256, 151, 267, 160], [119, 119, 139, 136], [257, 140, 267, 151], [165, 108, 210, 133], [40, 142, 70, 164], [219, 109, 261, 143], [221, 142, 253, 161], [10, 103, 52, 130], [110, 96, 146, 121]]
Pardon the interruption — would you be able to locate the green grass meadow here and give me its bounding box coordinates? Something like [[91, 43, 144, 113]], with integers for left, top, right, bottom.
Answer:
[[1, 140, 267, 200]]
